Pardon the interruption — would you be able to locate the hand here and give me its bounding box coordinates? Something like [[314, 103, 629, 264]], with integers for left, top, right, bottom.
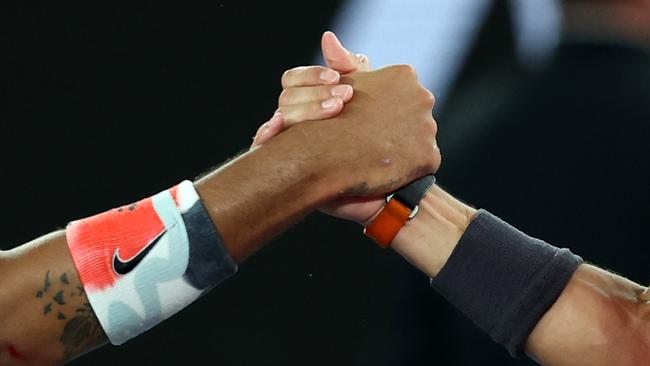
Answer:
[[252, 32, 384, 224], [253, 32, 440, 223], [252, 31, 371, 147], [253, 32, 439, 225], [319, 66, 439, 195]]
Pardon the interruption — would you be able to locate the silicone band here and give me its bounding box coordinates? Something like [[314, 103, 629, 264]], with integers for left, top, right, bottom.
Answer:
[[66, 181, 237, 345], [363, 198, 412, 248], [364, 175, 436, 248]]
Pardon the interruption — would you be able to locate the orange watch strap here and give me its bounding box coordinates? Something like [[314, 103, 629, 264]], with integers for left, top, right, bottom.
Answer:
[[363, 198, 412, 248]]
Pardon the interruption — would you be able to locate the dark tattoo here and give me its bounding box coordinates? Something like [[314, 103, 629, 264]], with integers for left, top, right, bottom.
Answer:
[[53, 290, 66, 305], [44, 271, 51, 292], [59, 299, 105, 361], [60, 272, 70, 285], [36, 270, 107, 362], [36, 270, 52, 298]]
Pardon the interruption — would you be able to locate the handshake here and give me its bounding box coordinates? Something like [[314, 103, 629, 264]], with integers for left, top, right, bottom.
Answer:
[[247, 31, 441, 229], [5, 30, 644, 366]]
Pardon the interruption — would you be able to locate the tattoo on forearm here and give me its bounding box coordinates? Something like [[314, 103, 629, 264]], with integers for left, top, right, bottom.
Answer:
[[59, 301, 104, 361], [35, 270, 106, 362]]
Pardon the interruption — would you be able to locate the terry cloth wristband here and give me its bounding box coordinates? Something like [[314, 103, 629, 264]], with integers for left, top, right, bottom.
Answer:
[[430, 210, 583, 357], [66, 180, 237, 345]]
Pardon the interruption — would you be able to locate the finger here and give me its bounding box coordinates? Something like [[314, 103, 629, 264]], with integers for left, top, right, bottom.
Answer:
[[279, 84, 353, 106], [280, 97, 344, 127], [281, 66, 340, 89], [321, 31, 371, 73], [251, 113, 285, 148]]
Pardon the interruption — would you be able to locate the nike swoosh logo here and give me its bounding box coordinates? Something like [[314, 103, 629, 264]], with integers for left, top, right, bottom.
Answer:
[[113, 229, 167, 275]]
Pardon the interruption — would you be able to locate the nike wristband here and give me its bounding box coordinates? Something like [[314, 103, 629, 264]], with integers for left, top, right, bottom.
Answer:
[[66, 180, 237, 345], [430, 210, 583, 357]]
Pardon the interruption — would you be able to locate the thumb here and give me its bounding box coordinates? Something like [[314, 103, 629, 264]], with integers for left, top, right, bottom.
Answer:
[[321, 31, 370, 74]]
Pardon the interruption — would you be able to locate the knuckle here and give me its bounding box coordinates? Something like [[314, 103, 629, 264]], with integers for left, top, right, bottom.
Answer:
[[397, 64, 417, 78], [278, 89, 292, 105], [430, 118, 439, 136], [393, 64, 412, 74], [425, 90, 436, 107], [406, 65, 418, 77], [281, 69, 293, 87], [311, 65, 328, 76], [388, 65, 418, 83], [417, 88, 435, 107]]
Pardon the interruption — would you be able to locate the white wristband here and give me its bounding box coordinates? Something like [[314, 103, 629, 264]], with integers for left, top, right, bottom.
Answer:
[[66, 181, 237, 345]]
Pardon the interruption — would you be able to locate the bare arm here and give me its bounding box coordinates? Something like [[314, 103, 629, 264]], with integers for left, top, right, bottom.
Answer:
[[256, 33, 650, 365], [0, 232, 106, 365], [0, 65, 439, 365], [526, 264, 650, 365], [0, 132, 334, 365], [390, 185, 650, 365]]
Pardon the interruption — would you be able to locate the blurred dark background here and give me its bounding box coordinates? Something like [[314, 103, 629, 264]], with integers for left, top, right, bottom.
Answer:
[[3, 0, 649, 365]]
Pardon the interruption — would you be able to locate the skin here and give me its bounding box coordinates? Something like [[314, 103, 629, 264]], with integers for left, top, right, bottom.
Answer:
[[393, 188, 650, 366], [258, 31, 650, 365], [253, 32, 398, 225], [0, 47, 440, 364]]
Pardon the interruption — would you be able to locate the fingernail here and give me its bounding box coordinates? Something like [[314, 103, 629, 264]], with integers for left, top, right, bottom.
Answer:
[[331, 84, 352, 98], [321, 97, 340, 110], [320, 70, 339, 83]]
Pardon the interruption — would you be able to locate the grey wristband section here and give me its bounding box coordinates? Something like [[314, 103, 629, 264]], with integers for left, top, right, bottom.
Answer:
[[181, 196, 238, 293], [430, 209, 583, 357]]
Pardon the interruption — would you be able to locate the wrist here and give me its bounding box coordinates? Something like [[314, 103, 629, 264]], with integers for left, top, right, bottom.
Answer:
[[285, 120, 352, 200], [194, 125, 339, 263], [391, 185, 476, 277]]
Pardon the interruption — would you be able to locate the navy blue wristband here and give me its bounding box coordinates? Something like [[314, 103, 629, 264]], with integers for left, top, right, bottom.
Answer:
[[430, 210, 583, 357]]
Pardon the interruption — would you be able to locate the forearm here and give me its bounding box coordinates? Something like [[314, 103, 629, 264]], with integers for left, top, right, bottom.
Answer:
[[390, 186, 650, 364], [0, 125, 338, 364], [0, 232, 107, 365], [527, 264, 650, 365], [195, 124, 337, 263]]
